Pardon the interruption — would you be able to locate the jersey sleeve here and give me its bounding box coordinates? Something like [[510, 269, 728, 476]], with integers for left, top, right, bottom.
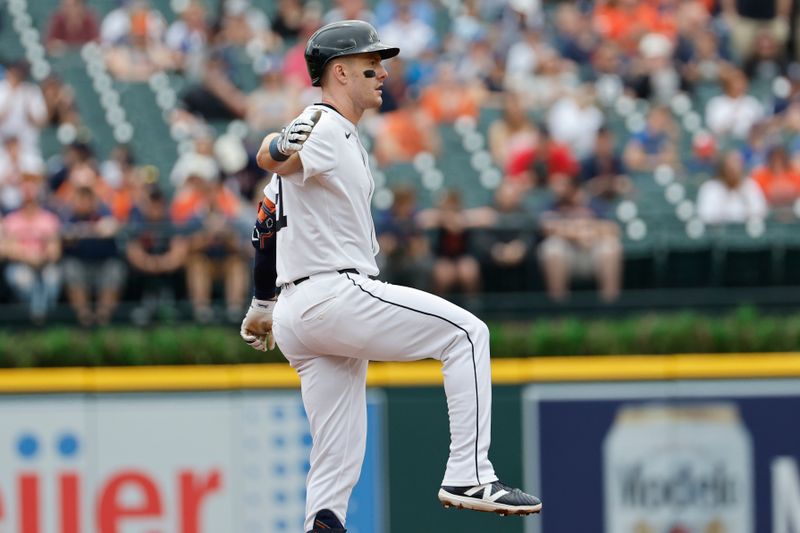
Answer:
[[281, 108, 337, 184]]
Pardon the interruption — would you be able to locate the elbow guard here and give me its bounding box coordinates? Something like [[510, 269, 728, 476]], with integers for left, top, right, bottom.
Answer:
[[251, 197, 278, 300]]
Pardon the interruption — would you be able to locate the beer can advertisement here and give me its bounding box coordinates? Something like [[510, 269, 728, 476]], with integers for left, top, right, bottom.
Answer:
[[523, 380, 800, 533], [0, 391, 387, 533]]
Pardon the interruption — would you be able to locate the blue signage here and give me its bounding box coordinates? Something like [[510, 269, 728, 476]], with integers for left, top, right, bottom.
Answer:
[[522, 380, 800, 533]]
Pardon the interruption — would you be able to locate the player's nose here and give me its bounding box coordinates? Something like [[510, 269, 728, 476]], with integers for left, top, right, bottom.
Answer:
[[377, 65, 389, 81]]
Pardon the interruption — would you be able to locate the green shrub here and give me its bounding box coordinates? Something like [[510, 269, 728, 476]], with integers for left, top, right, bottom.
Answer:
[[0, 308, 797, 367]]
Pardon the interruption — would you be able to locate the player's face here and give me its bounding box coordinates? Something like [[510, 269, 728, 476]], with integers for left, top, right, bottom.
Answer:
[[350, 53, 388, 109]]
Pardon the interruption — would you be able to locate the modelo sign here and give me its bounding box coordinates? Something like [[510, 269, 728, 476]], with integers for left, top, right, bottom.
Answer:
[[603, 403, 753, 533], [523, 380, 800, 533], [0, 392, 385, 533]]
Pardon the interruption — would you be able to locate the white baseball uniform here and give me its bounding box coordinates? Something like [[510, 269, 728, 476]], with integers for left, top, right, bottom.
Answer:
[[265, 103, 498, 531]]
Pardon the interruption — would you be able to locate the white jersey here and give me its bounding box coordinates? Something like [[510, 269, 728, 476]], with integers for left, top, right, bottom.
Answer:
[[264, 103, 380, 286]]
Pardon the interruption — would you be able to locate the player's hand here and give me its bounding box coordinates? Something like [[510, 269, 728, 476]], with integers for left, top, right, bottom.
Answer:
[[240, 297, 278, 351], [276, 109, 323, 156]]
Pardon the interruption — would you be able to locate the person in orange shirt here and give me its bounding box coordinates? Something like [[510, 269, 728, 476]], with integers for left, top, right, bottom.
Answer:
[[171, 165, 248, 323], [54, 159, 114, 208], [419, 61, 482, 124], [593, 0, 676, 54], [373, 90, 440, 166], [751, 145, 800, 207]]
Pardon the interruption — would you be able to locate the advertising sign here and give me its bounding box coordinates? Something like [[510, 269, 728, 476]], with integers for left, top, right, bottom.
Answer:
[[0, 391, 386, 533], [522, 380, 800, 533]]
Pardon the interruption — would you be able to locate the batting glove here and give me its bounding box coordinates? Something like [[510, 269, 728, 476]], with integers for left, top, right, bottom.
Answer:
[[240, 297, 278, 351], [276, 109, 323, 156]]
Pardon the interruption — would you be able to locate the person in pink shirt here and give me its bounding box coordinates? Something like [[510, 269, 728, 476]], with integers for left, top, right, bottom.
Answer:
[[2, 179, 62, 323]]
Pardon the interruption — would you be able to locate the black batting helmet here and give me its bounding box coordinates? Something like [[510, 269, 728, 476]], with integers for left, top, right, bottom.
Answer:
[[304, 20, 400, 87]]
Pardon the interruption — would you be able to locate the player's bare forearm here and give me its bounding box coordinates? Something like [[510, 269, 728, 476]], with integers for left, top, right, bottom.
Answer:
[[257, 133, 304, 175]]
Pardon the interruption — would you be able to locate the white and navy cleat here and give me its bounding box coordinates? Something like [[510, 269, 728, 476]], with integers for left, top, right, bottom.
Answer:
[[438, 480, 542, 516]]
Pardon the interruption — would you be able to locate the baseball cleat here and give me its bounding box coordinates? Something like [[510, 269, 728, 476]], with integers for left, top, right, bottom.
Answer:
[[307, 508, 346, 532], [438, 480, 542, 516]]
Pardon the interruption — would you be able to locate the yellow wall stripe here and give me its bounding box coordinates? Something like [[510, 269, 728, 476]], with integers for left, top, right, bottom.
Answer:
[[1, 353, 799, 393]]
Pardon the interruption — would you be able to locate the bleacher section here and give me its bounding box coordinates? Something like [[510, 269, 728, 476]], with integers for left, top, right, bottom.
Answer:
[[3, 0, 800, 319]]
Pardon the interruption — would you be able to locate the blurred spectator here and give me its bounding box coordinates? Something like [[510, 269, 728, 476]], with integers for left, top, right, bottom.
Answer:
[[214, 134, 261, 200], [377, 56, 409, 113], [506, 124, 579, 188], [2, 179, 62, 323], [454, 36, 501, 91], [589, 41, 626, 106], [687, 130, 719, 175], [180, 51, 246, 120], [378, 0, 436, 60], [54, 156, 113, 208], [171, 170, 247, 323], [170, 133, 218, 188], [45, 0, 100, 54], [538, 177, 622, 302], [404, 47, 438, 90], [48, 141, 94, 193], [100, 144, 136, 191], [740, 120, 771, 171], [580, 127, 631, 210], [374, 90, 440, 166], [0, 61, 47, 159], [526, 47, 580, 109], [375, 185, 432, 289], [417, 190, 492, 295], [61, 186, 126, 326], [419, 62, 482, 124], [488, 92, 537, 170], [502, 0, 544, 33], [281, 7, 323, 88], [627, 32, 685, 104], [742, 31, 787, 81], [126, 188, 189, 325], [475, 182, 536, 292], [623, 105, 678, 172], [720, 0, 790, 61], [246, 57, 299, 133], [165, 0, 209, 78], [697, 150, 767, 224], [218, 0, 273, 48], [547, 85, 604, 160], [0, 137, 44, 213], [705, 67, 764, 140], [105, 156, 153, 224], [324, 0, 375, 25], [450, 0, 485, 48], [552, 3, 596, 65], [673, 0, 715, 68], [100, 0, 166, 46], [504, 26, 543, 95], [679, 30, 729, 88], [105, 20, 174, 81], [592, 0, 676, 55], [271, 0, 304, 41], [751, 145, 800, 207], [40, 74, 80, 127], [374, 0, 435, 27]]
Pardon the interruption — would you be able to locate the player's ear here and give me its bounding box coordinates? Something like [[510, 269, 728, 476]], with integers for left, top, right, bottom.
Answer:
[[330, 60, 349, 85]]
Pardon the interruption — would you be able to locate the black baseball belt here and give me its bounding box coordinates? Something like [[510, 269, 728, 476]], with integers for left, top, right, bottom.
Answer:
[[291, 268, 360, 287]]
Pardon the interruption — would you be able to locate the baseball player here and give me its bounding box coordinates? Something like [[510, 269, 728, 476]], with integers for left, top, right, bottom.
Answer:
[[240, 20, 542, 533]]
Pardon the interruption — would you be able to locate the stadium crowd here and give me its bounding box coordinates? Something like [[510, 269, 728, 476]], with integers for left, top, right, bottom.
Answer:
[[1, 0, 800, 324]]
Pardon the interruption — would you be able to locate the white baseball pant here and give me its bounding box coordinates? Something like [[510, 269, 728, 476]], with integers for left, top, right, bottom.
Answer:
[[272, 270, 498, 531]]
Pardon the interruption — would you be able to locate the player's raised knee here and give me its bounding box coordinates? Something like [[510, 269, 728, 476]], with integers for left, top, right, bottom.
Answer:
[[464, 316, 490, 347]]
